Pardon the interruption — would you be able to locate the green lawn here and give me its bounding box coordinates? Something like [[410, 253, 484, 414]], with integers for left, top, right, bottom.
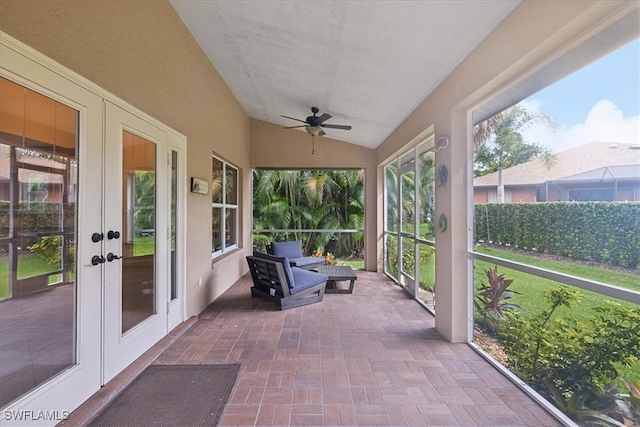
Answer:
[[0, 253, 59, 298], [134, 235, 155, 256], [473, 258, 637, 322], [419, 253, 436, 288], [0, 235, 155, 299], [473, 245, 639, 315], [340, 259, 365, 269], [475, 245, 640, 291]]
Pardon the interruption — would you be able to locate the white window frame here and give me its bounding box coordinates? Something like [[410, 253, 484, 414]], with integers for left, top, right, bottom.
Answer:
[[212, 154, 239, 258]]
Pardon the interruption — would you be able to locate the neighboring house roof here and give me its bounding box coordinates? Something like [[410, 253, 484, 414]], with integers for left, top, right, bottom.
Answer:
[[473, 141, 640, 187], [555, 165, 640, 183]]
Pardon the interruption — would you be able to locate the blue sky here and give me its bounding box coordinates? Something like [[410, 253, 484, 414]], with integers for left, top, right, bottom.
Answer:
[[520, 38, 640, 153]]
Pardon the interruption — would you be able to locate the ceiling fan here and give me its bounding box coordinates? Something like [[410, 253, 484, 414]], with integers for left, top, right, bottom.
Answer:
[[281, 107, 352, 154], [282, 106, 352, 137]]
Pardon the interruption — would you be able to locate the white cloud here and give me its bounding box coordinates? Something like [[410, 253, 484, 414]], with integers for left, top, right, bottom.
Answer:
[[519, 100, 640, 153]]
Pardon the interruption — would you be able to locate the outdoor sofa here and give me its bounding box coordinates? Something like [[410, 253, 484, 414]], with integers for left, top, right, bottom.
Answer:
[[246, 251, 328, 310], [267, 240, 325, 270]]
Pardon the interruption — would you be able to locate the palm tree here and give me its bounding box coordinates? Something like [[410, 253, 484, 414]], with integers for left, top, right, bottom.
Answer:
[[320, 170, 364, 256], [472, 106, 554, 202], [134, 171, 155, 232], [385, 163, 399, 233], [253, 170, 300, 241], [418, 150, 436, 237], [252, 169, 365, 257]]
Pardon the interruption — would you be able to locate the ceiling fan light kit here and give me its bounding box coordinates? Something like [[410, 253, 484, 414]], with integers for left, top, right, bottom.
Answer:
[[282, 106, 352, 153], [305, 126, 324, 136]]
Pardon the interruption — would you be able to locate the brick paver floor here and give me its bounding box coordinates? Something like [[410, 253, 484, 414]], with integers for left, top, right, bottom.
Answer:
[[69, 271, 562, 426]]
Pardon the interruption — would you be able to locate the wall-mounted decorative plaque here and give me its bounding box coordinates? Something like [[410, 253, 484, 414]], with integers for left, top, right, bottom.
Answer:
[[191, 177, 209, 195]]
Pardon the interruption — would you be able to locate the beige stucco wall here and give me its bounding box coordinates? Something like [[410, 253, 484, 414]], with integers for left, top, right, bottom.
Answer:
[[374, 0, 639, 341], [250, 119, 377, 271], [0, 0, 252, 317]]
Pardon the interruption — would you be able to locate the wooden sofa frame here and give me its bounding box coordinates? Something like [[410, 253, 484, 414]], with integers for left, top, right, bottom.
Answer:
[[246, 256, 327, 310]]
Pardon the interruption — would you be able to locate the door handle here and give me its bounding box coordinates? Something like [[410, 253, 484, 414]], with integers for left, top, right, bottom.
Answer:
[[91, 255, 106, 265], [107, 230, 121, 240], [106, 252, 123, 262], [91, 232, 103, 242]]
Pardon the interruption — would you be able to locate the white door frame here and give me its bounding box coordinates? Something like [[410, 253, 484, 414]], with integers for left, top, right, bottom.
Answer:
[[0, 32, 186, 424]]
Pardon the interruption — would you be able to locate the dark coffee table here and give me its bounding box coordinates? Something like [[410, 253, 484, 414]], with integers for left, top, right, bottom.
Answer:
[[317, 265, 357, 294]]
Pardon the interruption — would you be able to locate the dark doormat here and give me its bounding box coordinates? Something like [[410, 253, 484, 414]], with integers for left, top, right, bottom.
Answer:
[[89, 364, 240, 427]]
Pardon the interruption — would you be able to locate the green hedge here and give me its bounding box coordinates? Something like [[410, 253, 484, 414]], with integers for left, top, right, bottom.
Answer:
[[0, 201, 74, 247], [474, 202, 640, 268]]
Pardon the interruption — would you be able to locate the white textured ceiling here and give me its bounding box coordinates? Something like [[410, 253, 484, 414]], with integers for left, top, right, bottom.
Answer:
[[170, 0, 520, 149]]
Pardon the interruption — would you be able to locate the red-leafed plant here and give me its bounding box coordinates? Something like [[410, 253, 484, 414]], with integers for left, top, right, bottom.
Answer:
[[474, 265, 523, 332]]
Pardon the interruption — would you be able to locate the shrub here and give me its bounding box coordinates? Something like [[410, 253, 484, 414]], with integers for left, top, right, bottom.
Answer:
[[499, 288, 640, 424], [29, 236, 75, 273], [324, 252, 338, 266], [252, 234, 271, 253], [312, 249, 339, 265], [474, 202, 640, 268]]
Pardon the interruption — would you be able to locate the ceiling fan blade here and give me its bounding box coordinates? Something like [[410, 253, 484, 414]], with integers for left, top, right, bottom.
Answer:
[[283, 125, 307, 129], [314, 113, 332, 125], [320, 124, 352, 130], [281, 115, 308, 124]]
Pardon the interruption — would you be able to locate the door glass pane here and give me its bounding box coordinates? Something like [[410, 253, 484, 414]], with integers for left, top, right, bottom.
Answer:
[[418, 149, 436, 240], [400, 170, 415, 234], [170, 150, 177, 301], [385, 163, 398, 233], [384, 233, 398, 280], [121, 131, 156, 333], [0, 77, 78, 407], [417, 242, 435, 308], [400, 236, 416, 293]]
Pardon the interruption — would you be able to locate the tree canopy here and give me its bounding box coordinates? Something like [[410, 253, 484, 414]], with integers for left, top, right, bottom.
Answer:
[[252, 169, 364, 257], [473, 105, 555, 178]]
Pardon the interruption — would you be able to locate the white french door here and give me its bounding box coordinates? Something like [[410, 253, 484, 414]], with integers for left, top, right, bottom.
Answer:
[[102, 102, 169, 383], [0, 40, 103, 425], [1, 35, 185, 424]]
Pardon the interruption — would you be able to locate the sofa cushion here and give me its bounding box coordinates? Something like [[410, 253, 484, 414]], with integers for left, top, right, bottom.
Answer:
[[290, 256, 325, 268], [289, 268, 328, 295], [252, 251, 294, 286], [270, 240, 303, 259]]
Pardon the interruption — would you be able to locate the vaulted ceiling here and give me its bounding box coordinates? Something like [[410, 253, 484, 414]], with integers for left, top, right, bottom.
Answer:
[[170, 1, 520, 149]]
